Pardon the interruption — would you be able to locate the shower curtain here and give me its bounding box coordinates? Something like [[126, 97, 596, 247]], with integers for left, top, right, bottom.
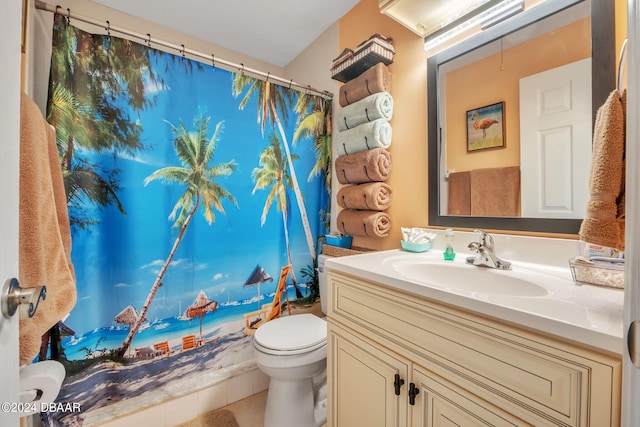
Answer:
[[43, 15, 331, 426]]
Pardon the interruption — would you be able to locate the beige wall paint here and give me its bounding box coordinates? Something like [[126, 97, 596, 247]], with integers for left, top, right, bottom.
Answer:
[[339, 0, 429, 251]]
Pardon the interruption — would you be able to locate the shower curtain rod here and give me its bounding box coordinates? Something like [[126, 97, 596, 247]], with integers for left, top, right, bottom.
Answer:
[[34, 0, 334, 100]]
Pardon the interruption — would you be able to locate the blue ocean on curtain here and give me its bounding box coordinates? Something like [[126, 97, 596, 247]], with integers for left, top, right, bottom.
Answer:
[[44, 15, 331, 425]]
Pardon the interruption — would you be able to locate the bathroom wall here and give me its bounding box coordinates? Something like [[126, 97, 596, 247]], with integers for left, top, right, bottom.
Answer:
[[338, 0, 629, 250], [338, 0, 430, 251]]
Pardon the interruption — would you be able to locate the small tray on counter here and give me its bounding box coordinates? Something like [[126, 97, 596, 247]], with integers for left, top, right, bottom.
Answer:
[[569, 257, 624, 289]]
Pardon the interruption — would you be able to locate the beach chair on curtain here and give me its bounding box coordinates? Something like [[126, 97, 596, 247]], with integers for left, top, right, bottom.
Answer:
[[181, 334, 197, 351], [153, 340, 173, 356], [243, 265, 292, 336]]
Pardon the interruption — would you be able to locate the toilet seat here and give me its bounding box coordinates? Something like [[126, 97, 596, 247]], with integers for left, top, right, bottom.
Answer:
[[254, 313, 327, 355]]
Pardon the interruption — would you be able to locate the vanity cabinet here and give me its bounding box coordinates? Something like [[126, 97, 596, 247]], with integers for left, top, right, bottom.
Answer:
[[326, 271, 622, 427]]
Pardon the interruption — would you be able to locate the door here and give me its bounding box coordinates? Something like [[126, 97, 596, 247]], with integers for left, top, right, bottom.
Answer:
[[623, 1, 640, 425], [410, 365, 526, 427], [519, 58, 592, 218], [328, 323, 410, 427], [0, 0, 24, 425]]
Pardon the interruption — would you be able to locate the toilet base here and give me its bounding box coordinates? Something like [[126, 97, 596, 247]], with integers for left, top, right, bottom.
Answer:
[[264, 377, 327, 427]]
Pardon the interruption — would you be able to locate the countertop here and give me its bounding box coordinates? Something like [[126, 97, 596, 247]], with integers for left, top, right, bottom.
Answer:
[[325, 249, 625, 354]]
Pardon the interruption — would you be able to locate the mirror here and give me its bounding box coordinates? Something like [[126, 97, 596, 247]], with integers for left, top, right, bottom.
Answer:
[[428, 0, 615, 234]]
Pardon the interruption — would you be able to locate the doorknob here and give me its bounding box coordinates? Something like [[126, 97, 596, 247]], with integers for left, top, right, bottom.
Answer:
[[1, 278, 46, 319]]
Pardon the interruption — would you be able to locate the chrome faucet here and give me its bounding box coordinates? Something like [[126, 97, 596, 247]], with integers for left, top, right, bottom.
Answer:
[[465, 230, 512, 270]]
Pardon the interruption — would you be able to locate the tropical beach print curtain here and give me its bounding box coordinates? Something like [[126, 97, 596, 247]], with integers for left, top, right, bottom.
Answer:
[[43, 15, 331, 425]]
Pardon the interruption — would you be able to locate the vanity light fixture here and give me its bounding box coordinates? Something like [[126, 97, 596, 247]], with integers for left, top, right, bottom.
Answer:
[[480, 0, 524, 29], [423, 0, 525, 52]]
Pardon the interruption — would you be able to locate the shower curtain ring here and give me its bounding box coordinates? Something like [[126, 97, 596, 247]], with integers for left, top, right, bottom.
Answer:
[[265, 72, 270, 83], [288, 79, 293, 89], [240, 63, 245, 75], [146, 33, 151, 47], [181, 44, 185, 59], [211, 54, 215, 68], [66, 8, 71, 23], [105, 20, 111, 37]]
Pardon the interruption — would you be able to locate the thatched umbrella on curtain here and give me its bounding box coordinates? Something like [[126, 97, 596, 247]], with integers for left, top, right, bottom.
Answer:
[[243, 265, 273, 309], [184, 291, 218, 342], [114, 305, 146, 356]]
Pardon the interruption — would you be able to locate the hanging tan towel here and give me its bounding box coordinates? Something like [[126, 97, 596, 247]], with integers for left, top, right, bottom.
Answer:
[[335, 147, 392, 184], [337, 92, 393, 131], [339, 62, 391, 107], [337, 182, 393, 211], [579, 89, 625, 250], [336, 118, 392, 156], [337, 209, 391, 238], [19, 92, 76, 365], [447, 171, 471, 215], [470, 166, 520, 217]]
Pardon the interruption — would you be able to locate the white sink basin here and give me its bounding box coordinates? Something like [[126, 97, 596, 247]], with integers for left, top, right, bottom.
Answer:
[[386, 258, 549, 297]]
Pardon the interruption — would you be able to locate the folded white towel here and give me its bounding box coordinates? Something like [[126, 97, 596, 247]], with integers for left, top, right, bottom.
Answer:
[[336, 118, 392, 156], [337, 92, 393, 131]]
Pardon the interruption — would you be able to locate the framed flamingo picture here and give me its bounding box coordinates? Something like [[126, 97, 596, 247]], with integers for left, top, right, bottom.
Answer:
[[466, 102, 505, 152]]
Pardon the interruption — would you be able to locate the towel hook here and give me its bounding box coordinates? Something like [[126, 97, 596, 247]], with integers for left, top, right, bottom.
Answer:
[[1, 278, 46, 319]]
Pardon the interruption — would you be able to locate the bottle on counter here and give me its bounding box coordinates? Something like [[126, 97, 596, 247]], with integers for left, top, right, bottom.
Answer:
[[443, 228, 456, 261]]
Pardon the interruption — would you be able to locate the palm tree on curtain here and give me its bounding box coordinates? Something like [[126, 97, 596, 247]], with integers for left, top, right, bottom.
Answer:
[[232, 75, 317, 260], [253, 134, 304, 298], [293, 93, 333, 233], [293, 93, 333, 191], [114, 112, 238, 357], [48, 15, 161, 229]]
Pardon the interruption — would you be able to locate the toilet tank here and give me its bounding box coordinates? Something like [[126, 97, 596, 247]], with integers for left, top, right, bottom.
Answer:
[[318, 255, 330, 315]]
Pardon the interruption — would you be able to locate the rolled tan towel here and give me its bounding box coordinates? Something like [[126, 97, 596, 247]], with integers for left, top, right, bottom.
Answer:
[[335, 147, 392, 184], [339, 63, 391, 107], [336, 118, 392, 156], [337, 182, 393, 211], [337, 209, 391, 237], [579, 89, 625, 250], [337, 92, 393, 131]]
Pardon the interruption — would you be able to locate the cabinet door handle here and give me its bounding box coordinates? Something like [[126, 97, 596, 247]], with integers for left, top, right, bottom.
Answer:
[[393, 374, 405, 396], [408, 382, 420, 405]]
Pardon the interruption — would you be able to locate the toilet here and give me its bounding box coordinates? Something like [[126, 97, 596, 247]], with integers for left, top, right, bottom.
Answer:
[[253, 255, 330, 427]]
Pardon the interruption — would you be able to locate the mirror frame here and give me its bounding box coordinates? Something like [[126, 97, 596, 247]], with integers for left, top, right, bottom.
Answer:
[[427, 0, 615, 234]]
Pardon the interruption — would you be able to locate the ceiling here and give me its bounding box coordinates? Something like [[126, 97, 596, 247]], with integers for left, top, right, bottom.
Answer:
[[91, 0, 360, 68]]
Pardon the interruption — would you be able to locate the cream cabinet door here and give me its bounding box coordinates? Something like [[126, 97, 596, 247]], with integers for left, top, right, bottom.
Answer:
[[328, 322, 410, 427], [411, 364, 527, 427]]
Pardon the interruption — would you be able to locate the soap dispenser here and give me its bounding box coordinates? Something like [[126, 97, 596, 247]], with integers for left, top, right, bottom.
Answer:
[[443, 228, 456, 261]]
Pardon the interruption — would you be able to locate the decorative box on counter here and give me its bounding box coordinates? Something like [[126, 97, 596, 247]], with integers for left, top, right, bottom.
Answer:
[[325, 233, 353, 249], [331, 34, 395, 83], [569, 257, 624, 289]]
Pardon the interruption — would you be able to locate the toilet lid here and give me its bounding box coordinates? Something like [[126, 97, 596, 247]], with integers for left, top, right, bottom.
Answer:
[[254, 313, 327, 352]]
